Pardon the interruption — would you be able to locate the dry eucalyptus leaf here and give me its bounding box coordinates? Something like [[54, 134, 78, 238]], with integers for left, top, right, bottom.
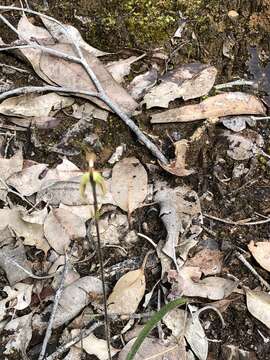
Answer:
[[111, 157, 148, 213], [0, 207, 49, 254], [160, 139, 195, 177], [17, 15, 54, 83], [185, 249, 223, 276], [221, 116, 251, 132], [108, 267, 146, 316], [37, 178, 115, 206], [59, 204, 92, 221], [71, 102, 108, 122], [41, 17, 108, 57], [246, 289, 270, 329], [7, 162, 48, 196], [144, 63, 217, 109], [162, 308, 187, 338], [63, 347, 81, 360], [73, 331, 119, 359], [0, 242, 31, 285], [39, 43, 138, 115], [248, 240, 270, 272], [0, 150, 23, 181], [50, 276, 104, 328], [21, 207, 48, 225], [89, 211, 131, 245], [106, 55, 145, 83], [0, 283, 33, 321], [43, 158, 83, 183], [151, 92, 266, 123], [169, 266, 237, 300], [0, 93, 74, 118], [154, 185, 202, 265], [185, 313, 208, 360], [225, 130, 264, 160], [127, 67, 158, 100], [44, 208, 86, 254], [4, 313, 33, 355], [118, 337, 186, 360]]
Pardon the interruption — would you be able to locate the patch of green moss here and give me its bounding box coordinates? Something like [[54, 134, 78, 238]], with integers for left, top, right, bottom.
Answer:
[[76, 0, 178, 50]]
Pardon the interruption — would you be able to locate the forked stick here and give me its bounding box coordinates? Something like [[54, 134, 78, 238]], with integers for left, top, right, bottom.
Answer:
[[0, 6, 168, 164]]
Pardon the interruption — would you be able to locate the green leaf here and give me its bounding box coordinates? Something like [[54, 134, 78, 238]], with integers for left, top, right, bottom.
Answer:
[[126, 297, 187, 360]]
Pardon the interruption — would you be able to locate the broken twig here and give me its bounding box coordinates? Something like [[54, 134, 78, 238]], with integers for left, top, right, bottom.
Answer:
[[0, 6, 168, 164]]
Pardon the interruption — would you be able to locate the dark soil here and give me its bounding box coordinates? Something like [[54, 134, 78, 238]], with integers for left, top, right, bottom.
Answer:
[[0, 0, 270, 359]]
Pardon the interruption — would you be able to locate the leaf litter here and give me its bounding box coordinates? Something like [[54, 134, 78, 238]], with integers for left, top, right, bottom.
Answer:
[[0, 6, 269, 360]]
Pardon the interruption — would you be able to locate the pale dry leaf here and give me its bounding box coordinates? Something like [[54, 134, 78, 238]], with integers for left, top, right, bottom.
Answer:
[[160, 139, 195, 177], [118, 337, 186, 360], [144, 63, 217, 109], [0, 207, 49, 254], [169, 266, 237, 300], [41, 17, 108, 57], [154, 185, 202, 265], [51, 276, 104, 328], [63, 347, 81, 360], [59, 203, 92, 221], [246, 289, 270, 328], [0, 93, 74, 118], [127, 67, 158, 100], [221, 116, 251, 132], [89, 211, 130, 245], [9, 115, 62, 129], [0, 283, 33, 321], [17, 15, 54, 83], [44, 208, 86, 254], [151, 92, 266, 123], [73, 331, 119, 360], [185, 313, 208, 360], [21, 207, 48, 225], [0, 149, 23, 181], [111, 157, 148, 213], [7, 162, 48, 196], [39, 43, 138, 115], [107, 267, 146, 316], [71, 102, 108, 121], [162, 308, 187, 338], [185, 249, 223, 276], [106, 55, 144, 83], [4, 312, 33, 355], [226, 130, 264, 160], [43, 158, 83, 183], [37, 178, 115, 206], [248, 240, 270, 272], [0, 242, 31, 285]]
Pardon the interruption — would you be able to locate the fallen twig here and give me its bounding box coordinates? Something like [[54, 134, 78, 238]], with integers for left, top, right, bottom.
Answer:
[[0, 62, 29, 73], [38, 254, 68, 360], [0, 6, 168, 164], [45, 321, 102, 360], [204, 213, 270, 226], [235, 251, 270, 291], [215, 79, 255, 90]]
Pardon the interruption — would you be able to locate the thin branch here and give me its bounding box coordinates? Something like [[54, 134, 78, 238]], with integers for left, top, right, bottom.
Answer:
[[215, 79, 255, 90], [0, 85, 98, 101], [204, 213, 270, 226], [0, 6, 168, 164], [137, 232, 157, 248], [38, 254, 68, 360], [235, 251, 270, 291], [0, 62, 29, 73], [7, 257, 59, 280], [45, 321, 102, 360]]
